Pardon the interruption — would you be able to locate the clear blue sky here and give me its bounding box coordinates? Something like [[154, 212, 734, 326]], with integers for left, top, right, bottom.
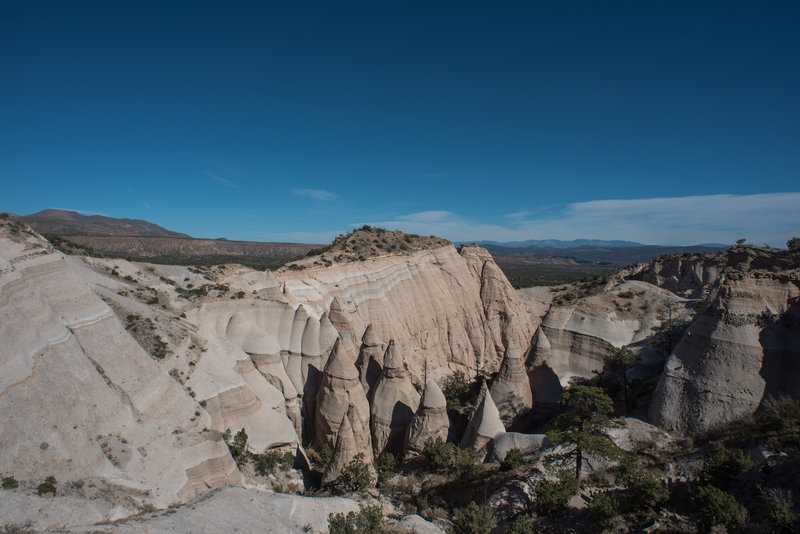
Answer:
[[2, 1, 799, 245]]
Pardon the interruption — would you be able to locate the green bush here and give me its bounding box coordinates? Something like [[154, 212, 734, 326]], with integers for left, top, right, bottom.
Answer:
[[450, 501, 497, 534], [328, 503, 383, 534], [765, 489, 797, 532], [500, 448, 524, 471], [626, 469, 669, 512], [534, 477, 577, 517], [376, 452, 397, 483], [254, 450, 294, 476], [454, 448, 486, 483], [222, 428, 249, 466], [699, 446, 755, 490], [332, 453, 373, 493], [420, 437, 455, 472], [37, 476, 57, 496], [694, 485, 744, 534], [442, 371, 473, 414], [307, 444, 333, 471], [588, 491, 619, 530], [2, 476, 18, 489], [505, 514, 536, 534]]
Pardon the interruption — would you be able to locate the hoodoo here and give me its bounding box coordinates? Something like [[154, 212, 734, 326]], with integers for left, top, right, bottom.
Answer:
[[405, 377, 450, 454], [369, 340, 421, 457], [313, 339, 372, 456], [489, 341, 533, 422], [355, 324, 385, 394], [460, 381, 506, 452], [321, 411, 357, 486]]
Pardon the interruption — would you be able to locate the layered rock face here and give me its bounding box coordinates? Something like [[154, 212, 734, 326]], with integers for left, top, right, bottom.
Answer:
[[369, 341, 421, 457], [650, 248, 800, 434], [405, 378, 450, 454], [0, 221, 239, 506]]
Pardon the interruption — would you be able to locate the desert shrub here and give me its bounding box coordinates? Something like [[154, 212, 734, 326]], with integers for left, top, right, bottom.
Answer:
[[500, 448, 524, 471], [2, 476, 18, 489], [765, 489, 797, 532], [450, 501, 496, 534], [588, 491, 620, 530], [761, 395, 800, 437], [699, 446, 755, 490], [454, 449, 486, 483], [420, 437, 455, 472], [328, 503, 383, 534], [534, 477, 577, 517], [694, 485, 744, 534], [254, 450, 294, 476], [626, 469, 669, 513], [505, 514, 536, 534], [222, 428, 249, 466], [787, 237, 800, 251], [618, 290, 635, 299], [37, 476, 57, 496], [376, 452, 397, 483], [332, 453, 373, 493], [442, 371, 473, 414], [308, 444, 333, 471]]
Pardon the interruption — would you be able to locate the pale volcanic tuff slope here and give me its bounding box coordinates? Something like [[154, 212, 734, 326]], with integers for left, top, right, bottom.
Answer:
[[651, 246, 800, 434], [0, 215, 240, 506]]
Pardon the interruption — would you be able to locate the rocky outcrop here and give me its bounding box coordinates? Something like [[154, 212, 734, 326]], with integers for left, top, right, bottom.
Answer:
[[0, 222, 240, 506], [369, 340, 421, 457], [460, 381, 506, 452], [356, 324, 385, 394], [405, 378, 450, 454], [651, 248, 800, 434], [314, 339, 373, 460], [489, 341, 533, 422]]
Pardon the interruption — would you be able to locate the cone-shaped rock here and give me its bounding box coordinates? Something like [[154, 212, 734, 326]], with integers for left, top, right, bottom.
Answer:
[[526, 325, 551, 370], [404, 378, 450, 454], [328, 296, 359, 347], [369, 340, 421, 457], [489, 342, 533, 422], [321, 412, 356, 486], [460, 384, 505, 452], [356, 324, 385, 394], [318, 311, 339, 355], [314, 339, 372, 454]]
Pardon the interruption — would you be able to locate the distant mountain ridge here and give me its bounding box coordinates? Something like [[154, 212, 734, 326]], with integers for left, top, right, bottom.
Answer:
[[477, 238, 645, 248], [21, 209, 191, 238]]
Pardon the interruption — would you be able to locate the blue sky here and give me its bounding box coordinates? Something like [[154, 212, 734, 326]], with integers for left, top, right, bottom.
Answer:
[[1, 1, 798, 246]]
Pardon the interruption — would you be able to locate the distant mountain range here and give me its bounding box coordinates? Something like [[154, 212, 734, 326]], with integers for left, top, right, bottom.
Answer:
[[476, 238, 730, 249], [21, 209, 191, 238], [483, 243, 728, 267]]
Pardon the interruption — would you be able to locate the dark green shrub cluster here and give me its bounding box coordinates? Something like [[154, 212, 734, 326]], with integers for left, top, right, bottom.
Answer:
[[254, 450, 294, 476], [37, 476, 57, 496], [2, 476, 18, 489], [694, 484, 745, 533], [588, 491, 620, 530], [699, 446, 755, 490], [534, 477, 577, 517], [332, 453, 373, 493], [505, 514, 536, 534], [420, 437, 456, 472], [222, 428, 250, 466], [442, 371, 473, 415], [450, 501, 496, 534], [626, 468, 669, 513], [328, 503, 383, 534], [500, 448, 524, 471], [307, 444, 333, 471], [453, 449, 486, 483], [376, 452, 398, 483]]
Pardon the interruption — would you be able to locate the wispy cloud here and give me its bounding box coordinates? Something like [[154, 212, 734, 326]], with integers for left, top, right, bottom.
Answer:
[[205, 171, 240, 189], [292, 188, 338, 201], [365, 193, 800, 246]]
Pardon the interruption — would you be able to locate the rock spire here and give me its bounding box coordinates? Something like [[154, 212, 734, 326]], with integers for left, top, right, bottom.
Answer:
[[404, 377, 450, 454]]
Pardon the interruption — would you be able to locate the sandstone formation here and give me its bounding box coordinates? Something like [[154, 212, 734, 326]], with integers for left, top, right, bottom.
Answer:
[[369, 340, 421, 457], [460, 381, 506, 452], [314, 339, 373, 460], [321, 411, 357, 486], [0, 220, 240, 506], [405, 377, 450, 454], [356, 323, 386, 394], [489, 341, 533, 422], [650, 247, 800, 434]]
